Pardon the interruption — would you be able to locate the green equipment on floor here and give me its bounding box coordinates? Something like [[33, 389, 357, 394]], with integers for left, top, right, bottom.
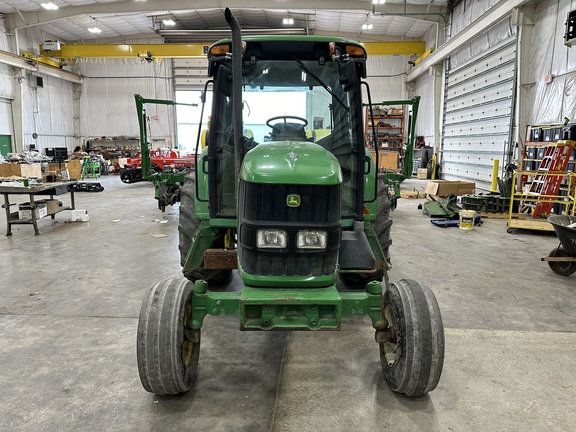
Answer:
[[80, 157, 101, 179], [136, 8, 445, 399]]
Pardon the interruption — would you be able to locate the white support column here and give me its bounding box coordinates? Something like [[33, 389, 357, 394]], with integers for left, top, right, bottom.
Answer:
[[515, 5, 536, 160], [431, 64, 443, 152], [11, 72, 25, 152]]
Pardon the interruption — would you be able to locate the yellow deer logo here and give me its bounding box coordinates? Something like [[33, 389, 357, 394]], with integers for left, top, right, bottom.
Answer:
[[286, 194, 301, 207]]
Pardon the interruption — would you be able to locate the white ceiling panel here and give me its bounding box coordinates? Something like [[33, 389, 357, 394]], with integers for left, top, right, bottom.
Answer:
[[0, 0, 446, 42]]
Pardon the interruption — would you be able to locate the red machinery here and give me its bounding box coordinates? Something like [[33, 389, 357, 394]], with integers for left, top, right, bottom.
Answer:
[[120, 149, 196, 183]]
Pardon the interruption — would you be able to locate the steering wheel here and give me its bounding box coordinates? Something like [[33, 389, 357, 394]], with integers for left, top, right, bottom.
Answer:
[[266, 115, 308, 128]]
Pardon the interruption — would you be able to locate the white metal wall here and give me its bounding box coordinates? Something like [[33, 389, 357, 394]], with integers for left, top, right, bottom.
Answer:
[[442, 35, 517, 189]]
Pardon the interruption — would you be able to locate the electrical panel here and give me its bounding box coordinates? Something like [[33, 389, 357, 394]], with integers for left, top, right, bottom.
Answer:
[[28, 74, 43, 88]]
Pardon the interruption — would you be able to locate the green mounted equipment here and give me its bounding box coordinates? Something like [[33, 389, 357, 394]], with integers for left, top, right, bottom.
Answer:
[[129, 95, 199, 211], [364, 96, 421, 207], [136, 8, 444, 398]]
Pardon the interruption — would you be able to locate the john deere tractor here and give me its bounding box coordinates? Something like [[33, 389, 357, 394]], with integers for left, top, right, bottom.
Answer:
[[137, 8, 444, 398]]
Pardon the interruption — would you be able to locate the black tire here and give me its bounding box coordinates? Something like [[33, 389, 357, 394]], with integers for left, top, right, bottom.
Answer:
[[137, 278, 200, 395], [178, 173, 232, 284], [340, 173, 392, 285], [547, 246, 576, 276], [380, 279, 444, 397], [120, 170, 133, 184]]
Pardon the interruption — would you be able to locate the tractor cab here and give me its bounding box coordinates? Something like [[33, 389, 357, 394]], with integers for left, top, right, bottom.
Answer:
[[205, 37, 369, 225]]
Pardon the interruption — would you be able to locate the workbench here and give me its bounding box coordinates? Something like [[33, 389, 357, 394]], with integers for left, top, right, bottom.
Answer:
[[0, 181, 78, 235]]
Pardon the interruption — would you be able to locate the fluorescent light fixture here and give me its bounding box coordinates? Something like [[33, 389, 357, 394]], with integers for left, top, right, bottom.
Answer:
[[372, 0, 386, 4], [41, 2, 58, 10], [282, 18, 294, 25], [88, 27, 102, 33], [162, 19, 175, 26], [362, 24, 374, 30]]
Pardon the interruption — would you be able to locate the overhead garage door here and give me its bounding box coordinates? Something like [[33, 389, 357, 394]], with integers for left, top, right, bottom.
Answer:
[[173, 59, 211, 152], [173, 58, 209, 91], [442, 31, 517, 190]]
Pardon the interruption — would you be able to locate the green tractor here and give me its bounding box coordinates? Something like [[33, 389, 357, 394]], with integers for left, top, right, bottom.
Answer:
[[136, 8, 444, 398]]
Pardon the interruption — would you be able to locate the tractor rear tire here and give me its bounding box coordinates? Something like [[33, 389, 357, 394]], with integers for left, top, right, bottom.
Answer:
[[547, 246, 576, 276], [340, 173, 392, 285], [137, 278, 200, 395], [380, 279, 444, 397], [179, 173, 232, 284]]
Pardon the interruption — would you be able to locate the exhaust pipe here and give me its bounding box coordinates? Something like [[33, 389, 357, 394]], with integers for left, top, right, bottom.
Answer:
[[224, 7, 243, 187]]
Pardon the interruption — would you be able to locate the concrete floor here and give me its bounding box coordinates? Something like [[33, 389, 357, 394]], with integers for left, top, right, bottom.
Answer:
[[1, 176, 575, 431]]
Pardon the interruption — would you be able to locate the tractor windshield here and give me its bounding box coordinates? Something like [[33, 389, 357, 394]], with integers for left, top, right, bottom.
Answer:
[[209, 58, 364, 219]]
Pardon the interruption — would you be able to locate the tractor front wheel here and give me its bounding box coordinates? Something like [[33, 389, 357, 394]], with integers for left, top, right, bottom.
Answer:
[[379, 279, 444, 397], [137, 278, 200, 395]]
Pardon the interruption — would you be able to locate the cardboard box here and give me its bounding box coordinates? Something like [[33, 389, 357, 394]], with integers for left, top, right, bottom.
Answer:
[[66, 160, 83, 180], [0, 163, 42, 178], [41, 199, 60, 214], [57, 169, 70, 181], [18, 203, 48, 220], [370, 150, 398, 170], [417, 168, 428, 179], [424, 180, 475, 197], [19, 200, 60, 215], [46, 162, 67, 172]]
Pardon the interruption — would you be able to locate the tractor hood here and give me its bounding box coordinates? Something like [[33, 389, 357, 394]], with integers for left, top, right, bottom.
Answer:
[[240, 142, 342, 185]]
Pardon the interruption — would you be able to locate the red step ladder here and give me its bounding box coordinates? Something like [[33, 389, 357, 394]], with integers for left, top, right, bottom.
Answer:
[[529, 141, 575, 218]]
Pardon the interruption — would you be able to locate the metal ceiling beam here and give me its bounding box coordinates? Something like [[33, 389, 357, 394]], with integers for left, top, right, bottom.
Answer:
[[12, 0, 446, 28], [0, 49, 82, 83], [40, 41, 426, 59], [406, 0, 531, 82]]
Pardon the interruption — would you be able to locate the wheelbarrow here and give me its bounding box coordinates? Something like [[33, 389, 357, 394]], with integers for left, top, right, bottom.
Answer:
[[541, 215, 576, 276]]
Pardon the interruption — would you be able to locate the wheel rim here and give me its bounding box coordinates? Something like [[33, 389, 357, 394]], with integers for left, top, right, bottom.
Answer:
[[550, 261, 575, 273], [383, 304, 398, 366], [182, 303, 195, 366]]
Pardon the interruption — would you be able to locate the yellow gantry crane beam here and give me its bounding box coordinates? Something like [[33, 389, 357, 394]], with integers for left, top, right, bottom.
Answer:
[[39, 41, 426, 62], [40, 43, 209, 59], [362, 41, 425, 56]]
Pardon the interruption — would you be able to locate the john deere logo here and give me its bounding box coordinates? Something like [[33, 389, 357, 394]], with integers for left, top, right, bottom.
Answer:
[[287, 194, 301, 207]]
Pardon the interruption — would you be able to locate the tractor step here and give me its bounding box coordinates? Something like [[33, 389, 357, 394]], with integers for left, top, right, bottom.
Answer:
[[239, 286, 342, 330]]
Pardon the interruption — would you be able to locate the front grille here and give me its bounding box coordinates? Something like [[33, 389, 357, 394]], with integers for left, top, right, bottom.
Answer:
[[239, 180, 341, 278], [241, 182, 340, 223]]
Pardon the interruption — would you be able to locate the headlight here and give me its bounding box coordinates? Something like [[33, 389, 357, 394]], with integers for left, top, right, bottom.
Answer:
[[296, 230, 327, 249], [256, 229, 287, 248]]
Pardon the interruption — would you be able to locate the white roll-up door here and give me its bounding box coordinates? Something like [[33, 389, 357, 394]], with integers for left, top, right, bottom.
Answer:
[[173, 58, 209, 91], [442, 36, 517, 190]]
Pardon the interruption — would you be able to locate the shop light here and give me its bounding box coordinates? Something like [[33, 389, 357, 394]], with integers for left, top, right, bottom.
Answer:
[[41, 2, 58, 10], [88, 27, 102, 33], [362, 24, 374, 30], [162, 19, 176, 26], [283, 18, 294, 25]]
